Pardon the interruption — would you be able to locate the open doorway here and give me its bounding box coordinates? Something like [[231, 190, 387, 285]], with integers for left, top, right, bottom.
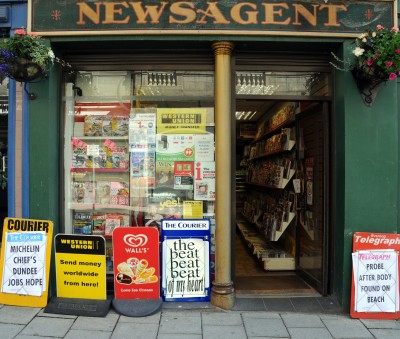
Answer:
[[235, 99, 330, 296]]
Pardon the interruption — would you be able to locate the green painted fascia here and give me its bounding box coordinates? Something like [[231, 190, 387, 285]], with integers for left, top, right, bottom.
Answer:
[[334, 40, 399, 312]]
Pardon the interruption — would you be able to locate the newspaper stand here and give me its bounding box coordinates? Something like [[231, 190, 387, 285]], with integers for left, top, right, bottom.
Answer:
[[351, 232, 400, 319]]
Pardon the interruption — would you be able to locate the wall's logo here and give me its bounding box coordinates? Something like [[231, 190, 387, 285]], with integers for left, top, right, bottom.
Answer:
[[123, 234, 148, 247]]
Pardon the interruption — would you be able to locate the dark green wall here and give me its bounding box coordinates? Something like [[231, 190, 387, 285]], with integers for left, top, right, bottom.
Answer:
[[333, 40, 399, 312]]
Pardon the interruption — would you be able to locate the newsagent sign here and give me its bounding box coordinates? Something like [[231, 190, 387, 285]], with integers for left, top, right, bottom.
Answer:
[[161, 219, 210, 301], [30, 1, 394, 36], [351, 232, 400, 320], [0, 218, 53, 307]]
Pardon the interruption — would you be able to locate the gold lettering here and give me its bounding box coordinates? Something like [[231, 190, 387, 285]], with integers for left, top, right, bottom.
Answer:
[[170, 2, 196, 24], [319, 4, 347, 27], [231, 2, 258, 25], [129, 1, 168, 24], [77, 2, 101, 25], [261, 3, 290, 25], [103, 1, 130, 24], [293, 4, 318, 26], [197, 2, 230, 24]]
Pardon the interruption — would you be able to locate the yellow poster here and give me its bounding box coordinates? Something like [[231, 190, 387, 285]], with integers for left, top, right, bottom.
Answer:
[[157, 108, 207, 134], [0, 218, 53, 307], [55, 234, 107, 300], [183, 201, 203, 219]]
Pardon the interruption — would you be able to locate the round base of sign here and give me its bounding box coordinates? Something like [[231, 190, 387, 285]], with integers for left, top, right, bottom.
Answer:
[[112, 297, 162, 317]]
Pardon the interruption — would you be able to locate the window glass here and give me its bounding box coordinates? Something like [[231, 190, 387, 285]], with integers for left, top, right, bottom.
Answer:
[[63, 71, 215, 273]]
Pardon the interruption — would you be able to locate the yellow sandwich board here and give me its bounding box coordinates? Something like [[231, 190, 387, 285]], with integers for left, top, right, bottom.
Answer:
[[0, 217, 53, 307]]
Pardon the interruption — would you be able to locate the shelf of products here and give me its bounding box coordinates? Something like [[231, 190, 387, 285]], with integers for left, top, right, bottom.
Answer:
[[237, 102, 299, 271]]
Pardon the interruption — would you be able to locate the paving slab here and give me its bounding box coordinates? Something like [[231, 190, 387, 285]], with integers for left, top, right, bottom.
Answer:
[[290, 298, 324, 313], [202, 312, 243, 326], [263, 298, 295, 312], [242, 311, 282, 319], [361, 319, 400, 329], [243, 315, 290, 337], [287, 327, 334, 339], [322, 317, 374, 338], [281, 313, 325, 328], [111, 322, 158, 339], [203, 324, 248, 339], [233, 297, 267, 311], [157, 334, 202, 339], [369, 328, 400, 339], [19, 317, 74, 338], [158, 313, 202, 335], [0, 323, 24, 339], [64, 329, 112, 339], [118, 312, 161, 323], [70, 312, 119, 331], [0, 306, 41, 324]]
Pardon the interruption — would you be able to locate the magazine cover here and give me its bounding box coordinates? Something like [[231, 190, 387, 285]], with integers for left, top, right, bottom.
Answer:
[[112, 146, 129, 169], [110, 181, 129, 206], [96, 181, 111, 204], [105, 214, 122, 235], [155, 161, 174, 189], [71, 141, 88, 168], [73, 211, 92, 235], [92, 213, 106, 235], [112, 116, 129, 136], [174, 161, 194, 190], [84, 116, 103, 136], [194, 161, 215, 200], [71, 181, 95, 204], [102, 116, 113, 136], [87, 146, 107, 168], [131, 151, 156, 180]]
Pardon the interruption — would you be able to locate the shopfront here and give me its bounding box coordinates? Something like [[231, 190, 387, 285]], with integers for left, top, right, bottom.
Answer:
[[25, 1, 399, 311]]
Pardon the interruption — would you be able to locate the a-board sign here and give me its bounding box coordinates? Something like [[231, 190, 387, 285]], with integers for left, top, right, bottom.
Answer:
[[161, 219, 210, 302], [351, 232, 400, 319], [55, 234, 107, 300], [113, 227, 160, 299], [0, 217, 53, 307]]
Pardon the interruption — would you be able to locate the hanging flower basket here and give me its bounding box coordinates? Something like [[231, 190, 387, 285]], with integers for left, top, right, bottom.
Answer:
[[7, 58, 47, 83], [331, 25, 400, 107], [0, 29, 55, 83]]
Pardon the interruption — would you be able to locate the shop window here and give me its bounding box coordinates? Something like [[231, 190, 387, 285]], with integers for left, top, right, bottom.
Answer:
[[63, 71, 215, 274], [236, 71, 330, 96]]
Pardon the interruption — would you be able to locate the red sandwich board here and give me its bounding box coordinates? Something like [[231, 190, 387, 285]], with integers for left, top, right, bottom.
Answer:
[[351, 232, 400, 319], [113, 227, 160, 300]]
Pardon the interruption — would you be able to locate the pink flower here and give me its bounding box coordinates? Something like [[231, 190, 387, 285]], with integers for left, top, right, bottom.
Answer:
[[385, 61, 393, 67], [14, 29, 26, 35], [388, 73, 397, 80], [30, 33, 38, 37], [377, 25, 384, 30], [391, 26, 399, 32], [367, 59, 373, 66], [395, 49, 400, 54], [377, 50, 381, 54]]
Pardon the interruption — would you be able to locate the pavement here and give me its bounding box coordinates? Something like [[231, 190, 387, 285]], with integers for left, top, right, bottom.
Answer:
[[1, 296, 400, 339]]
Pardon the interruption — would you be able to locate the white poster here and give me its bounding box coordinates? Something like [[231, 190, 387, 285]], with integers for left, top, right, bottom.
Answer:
[[129, 113, 156, 151], [1, 232, 47, 296], [194, 134, 214, 162], [353, 250, 399, 313], [162, 237, 209, 299], [194, 162, 215, 201]]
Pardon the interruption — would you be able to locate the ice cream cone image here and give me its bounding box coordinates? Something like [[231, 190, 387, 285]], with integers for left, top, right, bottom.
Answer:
[[117, 261, 134, 277], [135, 259, 148, 277], [139, 267, 155, 280]]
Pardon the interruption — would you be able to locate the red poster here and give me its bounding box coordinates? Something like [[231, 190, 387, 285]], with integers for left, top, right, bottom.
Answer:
[[113, 227, 160, 299]]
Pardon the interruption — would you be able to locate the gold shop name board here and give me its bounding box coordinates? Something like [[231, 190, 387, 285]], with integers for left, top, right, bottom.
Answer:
[[30, 1, 395, 36]]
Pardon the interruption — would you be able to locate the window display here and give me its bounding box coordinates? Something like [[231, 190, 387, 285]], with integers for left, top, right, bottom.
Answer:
[[64, 71, 215, 274]]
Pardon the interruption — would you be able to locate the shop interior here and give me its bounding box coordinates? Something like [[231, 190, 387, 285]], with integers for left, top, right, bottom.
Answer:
[[234, 94, 329, 296]]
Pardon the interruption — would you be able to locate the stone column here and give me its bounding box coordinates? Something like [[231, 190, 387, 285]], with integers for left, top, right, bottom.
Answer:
[[211, 41, 235, 310]]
